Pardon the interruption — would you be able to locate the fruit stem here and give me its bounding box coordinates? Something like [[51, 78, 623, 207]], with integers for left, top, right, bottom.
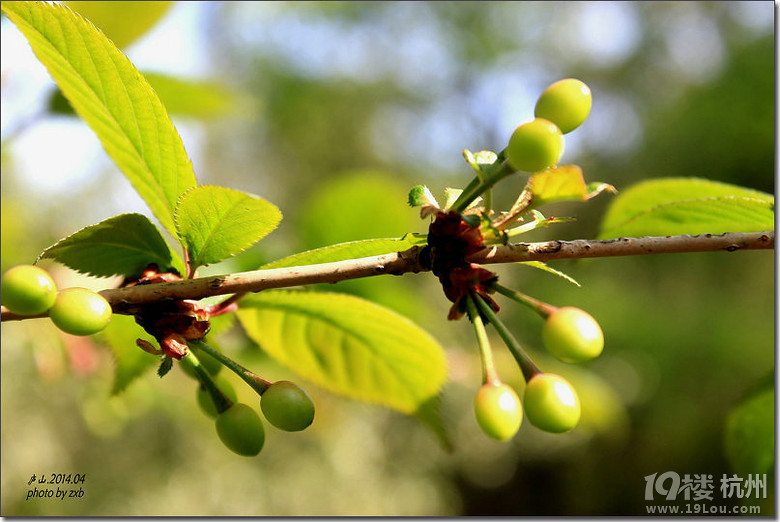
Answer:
[[492, 283, 558, 319], [465, 294, 501, 385], [471, 292, 542, 383], [183, 246, 194, 279], [204, 292, 246, 317], [181, 349, 234, 414], [450, 159, 514, 214], [189, 339, 272, 396], [471, 158, 494, 219]]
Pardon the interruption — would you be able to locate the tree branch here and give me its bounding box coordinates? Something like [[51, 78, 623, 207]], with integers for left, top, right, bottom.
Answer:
[[470, 231, 774, 263], [0, 231, 772, 321]]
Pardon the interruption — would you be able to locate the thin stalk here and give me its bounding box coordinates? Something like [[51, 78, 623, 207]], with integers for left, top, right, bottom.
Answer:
[[471, 293, 541, 383], [204, 292, 245, 316], [492, 283, 557, 319], [183, 246, 194, 279], [465, 294, 500, 385], [450, 160, 515, 214], [473, 161, 493, 219], [503, 216, 574, 239], [190, 339, 272, 396], [181, 349, 234, 414], [491, 190, 533, 231]]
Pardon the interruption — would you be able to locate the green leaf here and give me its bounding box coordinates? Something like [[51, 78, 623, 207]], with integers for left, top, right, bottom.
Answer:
[[600, 178, 774, 238], [504, 210, 575, 239], [443, 188, 463, 210], [527, 165, 587, 206], [600, 197, 774, 238], [37, 213, 183, 278], [724, 387, 774, 475], [525, 165, 614, 208], [65, 1, 173, 49], [2, 1, 197, 237], [235, 290, 448, 417], [407, 185, 438, 208], [98, 314, 159, 394], [519, 261, 581, 287], [157, 356, 173, 378], [129, 72, 238, 120], [49, 71, 239, 120], [585, 181, 619, 200], [175, 185, 282, 271], [463, 149, 499, 181], [260, 235, 427, 270]]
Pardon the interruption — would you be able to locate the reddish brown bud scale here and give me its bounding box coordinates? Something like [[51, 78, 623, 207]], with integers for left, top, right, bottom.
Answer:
[[127, 264, 212, 359], [426, 211, 499, 320]]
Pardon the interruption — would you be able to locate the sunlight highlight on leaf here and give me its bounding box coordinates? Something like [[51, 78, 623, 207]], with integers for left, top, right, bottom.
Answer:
[[37, 213, 182, 278], [2, 1, 197, 237], [175, 185, 282, 271], [599, 178, 774, 238], [260, 236, 426, 270], [236, 290, 447, 416]]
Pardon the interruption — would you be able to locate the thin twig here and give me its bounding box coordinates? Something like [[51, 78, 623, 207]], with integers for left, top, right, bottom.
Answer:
[[0, 231, 772, 321]]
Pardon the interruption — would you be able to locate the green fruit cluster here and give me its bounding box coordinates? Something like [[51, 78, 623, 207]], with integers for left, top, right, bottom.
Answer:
[[517, 306, 601, 433], [505, 78, 592, 173], [208, 381, 314, 456], [184, 359, 316, 455], [1, 265, 111, 336], [473, 374, 581, 438]]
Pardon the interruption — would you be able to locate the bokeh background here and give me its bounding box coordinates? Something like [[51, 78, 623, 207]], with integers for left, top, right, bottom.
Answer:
[[1, 1, 774, 516]]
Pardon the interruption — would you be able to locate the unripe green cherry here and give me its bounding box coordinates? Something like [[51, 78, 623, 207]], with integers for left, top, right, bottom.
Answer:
[[1, 265, 57, 315], [474, 381, 523, 441], [523, 373, 581, 433], [197, 375, 238, 418], [260, 381, 315, 432], [48, 287, 112, 336], [215, 403, 265, 456], [506, 118, 563, 173], [542, 306, 604, 363], [534, 78, 592, 134]]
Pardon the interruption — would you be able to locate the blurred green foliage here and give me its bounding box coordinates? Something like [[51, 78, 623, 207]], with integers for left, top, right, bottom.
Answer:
[[1, 1, 773, 516]]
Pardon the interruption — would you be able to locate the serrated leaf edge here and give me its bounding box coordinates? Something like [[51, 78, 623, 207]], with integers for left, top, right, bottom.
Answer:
[[36, 213, 176, 278], [174, 185, 283, 270]]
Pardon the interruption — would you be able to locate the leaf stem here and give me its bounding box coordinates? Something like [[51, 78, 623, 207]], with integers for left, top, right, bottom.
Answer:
[[190, 339, 272, 396], [183, 246, 194, 279], [204, 292, 246, 316], [471, 292, 541, 383], [465, 294, 500, 385]]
